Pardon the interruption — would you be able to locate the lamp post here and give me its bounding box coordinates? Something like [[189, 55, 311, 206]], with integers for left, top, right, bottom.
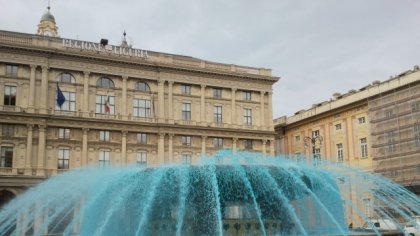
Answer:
[[303, 135, 323, 166]]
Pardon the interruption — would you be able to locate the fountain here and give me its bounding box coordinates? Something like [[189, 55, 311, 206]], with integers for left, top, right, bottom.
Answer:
[[0, 150, 419, 236]]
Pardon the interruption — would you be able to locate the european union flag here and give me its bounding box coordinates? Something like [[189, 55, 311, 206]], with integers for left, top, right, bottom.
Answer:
[[56, 83, 66, 108]]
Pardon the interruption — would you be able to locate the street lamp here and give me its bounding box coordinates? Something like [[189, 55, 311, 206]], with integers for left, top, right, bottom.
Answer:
[[303, 135, 323, 166]]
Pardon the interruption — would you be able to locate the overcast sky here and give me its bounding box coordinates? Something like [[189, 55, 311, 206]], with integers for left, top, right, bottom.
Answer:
[[1, 0, 419, 118]]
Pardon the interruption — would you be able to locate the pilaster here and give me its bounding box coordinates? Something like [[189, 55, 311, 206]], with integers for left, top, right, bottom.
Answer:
[[82, 128, 89, 167], [260, 91, 266, 128], [201, 136, 207, 156], [39, 66, 49, 114], [157, 79, 165, 122], [121, 76, 128, 119], [121, 130, 127, 166], [158, 132, 165, 164], [168, 81, 174, 123], [168, 133, 174, 163], [25, 124, 34, 175], [232, 137, 238, 154], [200, 84, 206, 124], [28, 65, 37, 112], [83, 71, 90, 116], [231, 88, 237, 125], [36, 125, 46, 176]]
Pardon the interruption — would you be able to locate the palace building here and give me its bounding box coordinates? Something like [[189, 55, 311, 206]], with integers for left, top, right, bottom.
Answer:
[[0, 6, 278, 201]]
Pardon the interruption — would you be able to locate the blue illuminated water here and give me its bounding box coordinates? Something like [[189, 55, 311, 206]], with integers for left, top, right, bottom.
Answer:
[[0, 150, 419, 235]]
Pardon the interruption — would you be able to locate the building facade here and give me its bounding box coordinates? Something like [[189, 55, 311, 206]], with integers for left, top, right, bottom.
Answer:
[[0, 8, 278, 201], [275, 67, 420, 192]]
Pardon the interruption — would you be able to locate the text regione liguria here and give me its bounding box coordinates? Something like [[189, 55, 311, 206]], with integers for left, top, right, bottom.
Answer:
[[62, 39, 148, 59]]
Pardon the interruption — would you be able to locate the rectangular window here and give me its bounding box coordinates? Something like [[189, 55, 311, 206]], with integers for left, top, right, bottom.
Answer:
[[312, 130, 320, 138], [182, 103, 191, 120], [181, 85, 191, 95], [385, 110, 393, 118], [99, 131, 110, 141], [99, 150, 110, 167], [243, 108, 252, 125], [244, 139, 253, 150], [58, 148, 70, 169], [6, 65, 18, 77], [1, 125, 14, 137], [4, 85, 16, 106], [182, 154, 192, 164], [335, 124, 342, 130], [182, 136, 191, 146], [360, 138, 368, 158], [214, 106, 222, 123], [243, 91, 252, 101], [213, 88, 222, 98], [137, 133, 147, 144], [358, 117, 366, 124], [96, 95, 115, 114], [0, 146, 13, 168], [56, 91, 76, 111], [58, 128, 71, 139], [133, 99, 151, 118], [295, 135, 300, 142], [136, 152, 147, 167], [213, 137, 223, 148], [415, 135, 420, 147], [412, 102, 420, 112], [337, 143, 343, 162], [314, 148, 321, 165], [363, 198, 372, 217]]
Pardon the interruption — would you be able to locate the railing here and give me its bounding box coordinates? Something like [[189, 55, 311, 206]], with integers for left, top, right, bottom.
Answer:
[[0, 105, 22, 112]]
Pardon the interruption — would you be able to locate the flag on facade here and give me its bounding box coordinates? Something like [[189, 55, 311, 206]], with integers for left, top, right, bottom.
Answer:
[[105, 96, 110, 113], [56, 83, 66, 108]]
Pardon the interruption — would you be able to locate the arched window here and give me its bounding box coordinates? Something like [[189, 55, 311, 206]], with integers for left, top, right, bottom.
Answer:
[[135, 81, 151, 92], [56, 72, 75, 83], [96, 77, 115, 88]]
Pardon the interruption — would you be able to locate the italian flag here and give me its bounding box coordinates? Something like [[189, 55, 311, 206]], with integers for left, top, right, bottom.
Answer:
[[105, 96, 110, 113]]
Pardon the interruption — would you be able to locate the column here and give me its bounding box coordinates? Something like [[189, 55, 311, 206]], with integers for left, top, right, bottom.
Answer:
[[268, 91, 274, 129], [158, 133, 165, 164], [168, 133, 174, 162], [168, 81, 174, 123], [121, 76, 128, 119], [260, 91, 265, 128], [83, 71, 90, 115], [262, 139, 267, 157], [82, 128, 89, 167], [270, 139, 275, 156], [346, 117, 355, 161], [39, 66, 49, 114], [324, 124, 331, 160], [121, 131, 127, 166], [200, 84, 206, 123], [36, 125, 46, 176], [28, 65, 37, 111], [232, 138, 238, 154], [231, 88, 236, 125], [158, 80, 165, 122], [25, 124, 33, 175], [201, 136, 206, 156]]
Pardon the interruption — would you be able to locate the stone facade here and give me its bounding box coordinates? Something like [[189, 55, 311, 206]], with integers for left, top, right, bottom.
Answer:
[[0, 30, 278, 196]]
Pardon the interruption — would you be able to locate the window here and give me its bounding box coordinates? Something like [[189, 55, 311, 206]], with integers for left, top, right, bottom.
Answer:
[[243, 108, 252, 125], [182, 153, 192, 164], [135, 82, 151, 92], [56, 73, 75, 83], [6, 65, 18, 77], [133, 99, 151, 118], [244, 139, 253, 150], [58, 148, 70, 169], [415, 135, 420, 148], [56, 91, 76, 111], [213, 138, 223, 148], [412, 102, 420, 112], [214, 106, 222, 123], [99, 150, 110, 167], [295, 152, 301, 160], [213, 88, 222, 98], [1, 125, 14, 137], [58, 128, 71, 139], [136, 152, 147, 167], [182, 136, 191, 146], [96, 95, 115, 114], [415, 124, 420, 133], [337, 143, 343, 162], [335, 124, 342, 130], [360, 138, 368, 158], [314, 148, 321, 165], [137, 133, 147, 144], [182, 103, 191, 120], [363, 198, 372, 217], [4, 86, 16, 106], [99, 131, 110, 141], [181, 85, 191, 95], [312, 130, 320, 138], [295, 135, 300, 142], [243, 91, 252, 101], [358, 117, 366, 124], [96, 77, 115, 88], [0, 147, 13, 168], [385, 110, 393, 118]]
